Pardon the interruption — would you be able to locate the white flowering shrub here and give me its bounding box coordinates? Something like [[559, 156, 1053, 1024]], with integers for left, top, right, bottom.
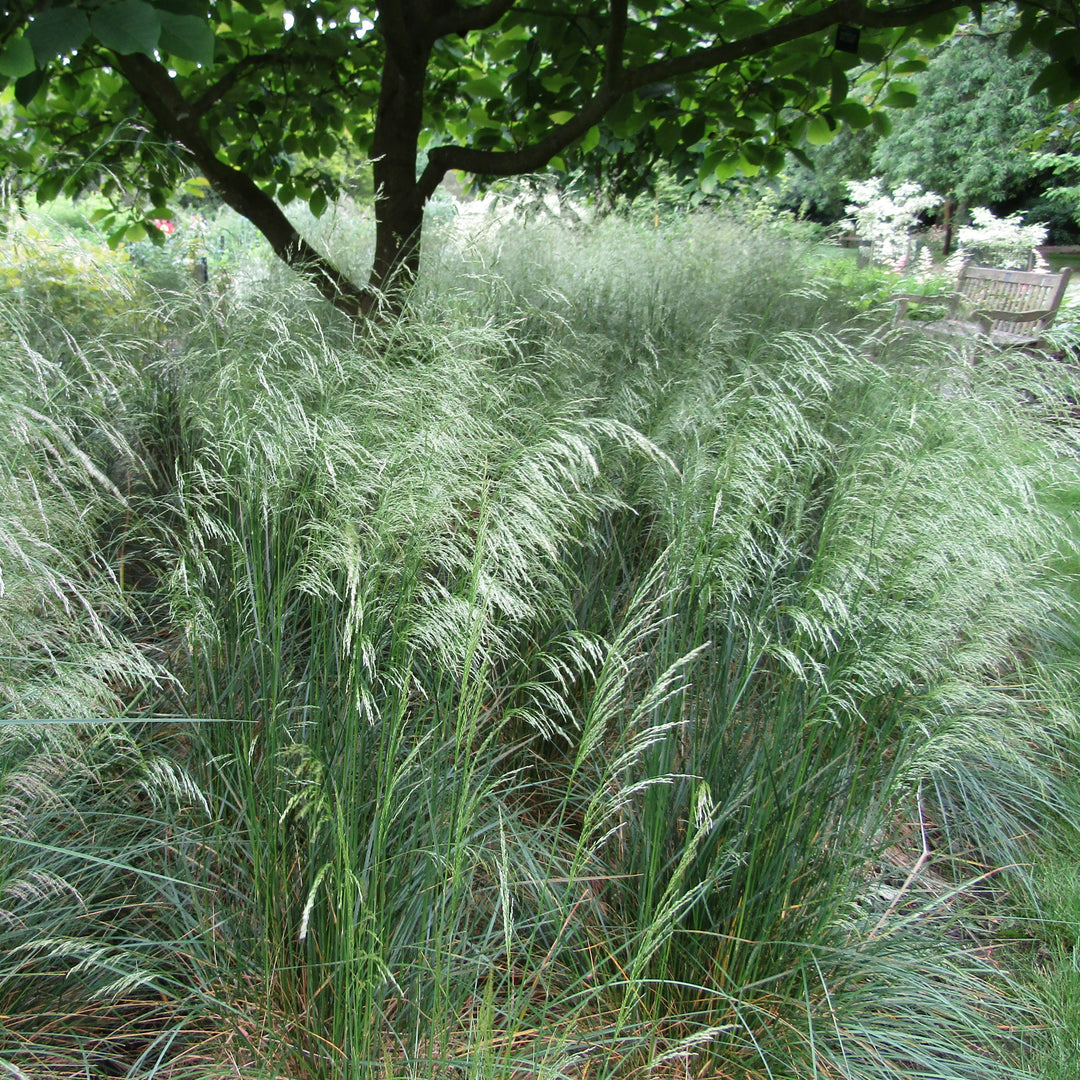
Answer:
[[844, 178, 942, 269], [911, 245, 937, 283], [954, 207, 1049, 270]]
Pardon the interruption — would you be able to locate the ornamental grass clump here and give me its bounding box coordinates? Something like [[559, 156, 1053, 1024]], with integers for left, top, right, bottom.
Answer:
[[0, 298, 217, 1078], [578, 333, 1078, 1078], [0, 209, 1078, 1079]]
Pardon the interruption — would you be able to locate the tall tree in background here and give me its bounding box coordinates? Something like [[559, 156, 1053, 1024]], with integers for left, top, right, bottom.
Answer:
[[871, 15, 1053, 248], [2, 0, 1079, 318], [777, 15, 1056, 229]]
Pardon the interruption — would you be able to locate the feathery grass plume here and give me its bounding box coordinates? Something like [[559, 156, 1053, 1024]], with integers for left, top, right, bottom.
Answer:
[[0, 295, 163, 716], [5, 203, 1080, 1078], [164, 243, 1078, 1076], [146, 291, 681, 1074], [1004, 402, 1080, 1080], [0, 716, 213, 1079], [422, 208, 838, 361], [534, 318, 1080, 1076], [0, 273, 218, 1078]]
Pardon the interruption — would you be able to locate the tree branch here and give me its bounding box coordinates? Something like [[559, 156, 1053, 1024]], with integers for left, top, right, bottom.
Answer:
[[628, 0, 969, 85], [377, 0, 428, 74], [604, 0, 628, 86], [421, 0, 967, 186], [112, 52, 372, 316], [190, 51, 289, 119], [429, 0, 521, 38]]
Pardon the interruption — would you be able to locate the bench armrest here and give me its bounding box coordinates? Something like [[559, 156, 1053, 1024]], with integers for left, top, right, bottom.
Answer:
[[971, 306, 1054, 333]]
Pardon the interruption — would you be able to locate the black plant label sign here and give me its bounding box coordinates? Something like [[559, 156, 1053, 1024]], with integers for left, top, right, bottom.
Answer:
[[835, 25, 861, 53]]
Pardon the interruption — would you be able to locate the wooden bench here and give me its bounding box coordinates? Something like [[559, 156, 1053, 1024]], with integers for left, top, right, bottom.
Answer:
[[891, 263, 1073, 350]]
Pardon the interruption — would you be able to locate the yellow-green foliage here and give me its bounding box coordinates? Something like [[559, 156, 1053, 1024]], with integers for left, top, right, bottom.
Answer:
[[0, 219, 150, 337]]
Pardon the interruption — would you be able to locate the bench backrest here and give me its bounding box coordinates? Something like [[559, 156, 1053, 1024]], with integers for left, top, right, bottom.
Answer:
[[957, 263, 1072, 337]]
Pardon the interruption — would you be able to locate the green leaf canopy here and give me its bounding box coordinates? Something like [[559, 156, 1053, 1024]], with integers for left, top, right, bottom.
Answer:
[[1, 0, 1078, 317]]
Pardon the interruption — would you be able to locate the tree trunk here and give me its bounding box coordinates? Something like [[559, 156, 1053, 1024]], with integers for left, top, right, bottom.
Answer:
[[369, 48, 430, 299]]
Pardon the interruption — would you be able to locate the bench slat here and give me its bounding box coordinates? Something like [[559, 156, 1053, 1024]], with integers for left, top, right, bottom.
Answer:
[[891, 262, 1072, 349]]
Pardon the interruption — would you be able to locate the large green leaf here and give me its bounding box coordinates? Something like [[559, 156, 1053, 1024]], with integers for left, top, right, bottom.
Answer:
[[830, 68, 848, 106], [834, 100, 871, 128], [1029, 61, 1079, 107], [806, 115, 835, 145], [14, 67, 48, 105], [883, 89, 917, 108], [721, 7, 769, 36], [655, 119, 680, 153], [91, 1, 162, 55], [0, 36, 35, 78], [25, 7, 91, 65], [871, 109, 893, 136], [159, 11, 216, 65]]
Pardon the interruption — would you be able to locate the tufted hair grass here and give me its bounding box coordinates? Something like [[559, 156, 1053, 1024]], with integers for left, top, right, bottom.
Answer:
[[1, 210, 1078, 1078]]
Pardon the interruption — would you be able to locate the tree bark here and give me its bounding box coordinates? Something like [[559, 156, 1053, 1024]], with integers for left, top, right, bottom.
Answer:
[[370, 47, 429, 296]]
